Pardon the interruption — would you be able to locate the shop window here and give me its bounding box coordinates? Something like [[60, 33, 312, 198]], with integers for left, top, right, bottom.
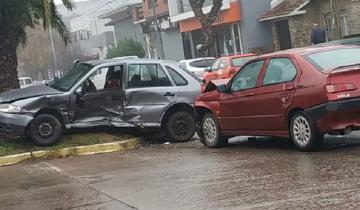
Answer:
[[340, 15, 349, 37]]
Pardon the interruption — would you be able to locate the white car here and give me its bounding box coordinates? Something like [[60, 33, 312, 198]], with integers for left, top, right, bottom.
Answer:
[[19, 77, 33, 88], [179, 57, 216, 79]]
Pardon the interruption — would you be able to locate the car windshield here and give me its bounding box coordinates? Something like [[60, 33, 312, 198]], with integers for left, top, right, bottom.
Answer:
[[51, 63, 93, 91], [305, 48, 360, 72], [231, 56, 257, 67]]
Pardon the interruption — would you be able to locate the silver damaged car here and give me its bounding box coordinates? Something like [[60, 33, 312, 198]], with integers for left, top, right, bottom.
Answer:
[[0, 58, 201, 145]]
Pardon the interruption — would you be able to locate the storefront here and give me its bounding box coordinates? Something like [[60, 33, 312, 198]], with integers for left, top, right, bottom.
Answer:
[[179, 2, 243, 58]]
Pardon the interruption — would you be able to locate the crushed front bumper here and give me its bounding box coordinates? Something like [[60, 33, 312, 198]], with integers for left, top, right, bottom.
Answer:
[[306, 97, 360, 134], [0, 113, 33, 138]]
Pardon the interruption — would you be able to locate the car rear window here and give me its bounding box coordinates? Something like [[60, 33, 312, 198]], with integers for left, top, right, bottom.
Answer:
[[189, 59, 216, 68], [166, 66, 188, 86], [305, 48, 360, 72], [231, 56, 257, 67], [25, 79, 32, 85]]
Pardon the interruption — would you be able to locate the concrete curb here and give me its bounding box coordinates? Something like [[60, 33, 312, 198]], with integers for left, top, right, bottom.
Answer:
[[0, 138, 141, 167]]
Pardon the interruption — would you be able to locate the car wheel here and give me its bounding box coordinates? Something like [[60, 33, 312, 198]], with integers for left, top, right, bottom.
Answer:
[[165, 111, 195, 142], [200, 113, 228, 148], [29, 114, 63, 146], [290, 111, 323, 152]]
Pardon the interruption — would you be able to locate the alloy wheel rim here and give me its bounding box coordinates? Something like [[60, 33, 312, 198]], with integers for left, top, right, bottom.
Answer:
[[203, 118, 217, 144], [293, 116, 311, 146]]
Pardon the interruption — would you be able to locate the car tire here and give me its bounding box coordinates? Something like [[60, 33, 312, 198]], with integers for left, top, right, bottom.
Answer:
[[165, 111, 196, 142], [290, 111, 323, 152], [29, 114, 63, 146], [199, 113, 228, 148]]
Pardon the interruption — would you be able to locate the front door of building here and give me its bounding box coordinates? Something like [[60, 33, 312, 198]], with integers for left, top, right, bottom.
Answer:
[[276, 20, 292, 50]]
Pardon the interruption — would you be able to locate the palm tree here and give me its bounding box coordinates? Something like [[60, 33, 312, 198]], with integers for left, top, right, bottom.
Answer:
[[0, 0, 73, 92]]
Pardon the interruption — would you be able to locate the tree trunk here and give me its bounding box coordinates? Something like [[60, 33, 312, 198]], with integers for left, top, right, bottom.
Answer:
[[0, 35, 20, 92], [202, 25, 216, 57]]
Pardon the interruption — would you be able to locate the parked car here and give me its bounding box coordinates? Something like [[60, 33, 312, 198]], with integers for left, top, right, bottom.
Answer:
[[19, 77, 33, 88], [195, 45, 360, 151], [179, 57, 216, 79], [202, 54, 257, 83], [0, 58, 201, 145]]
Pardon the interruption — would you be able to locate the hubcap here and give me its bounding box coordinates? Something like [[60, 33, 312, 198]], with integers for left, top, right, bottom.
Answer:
[[293, 116, 311, 146], [38, 122, 54, 137], [203, 118, 217, 144]]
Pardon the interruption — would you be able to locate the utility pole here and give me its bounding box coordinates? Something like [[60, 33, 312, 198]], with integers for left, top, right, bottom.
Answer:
[[330, 0, 341, 39], [150, 0, 165, 59], [49, 27, 57, 79]]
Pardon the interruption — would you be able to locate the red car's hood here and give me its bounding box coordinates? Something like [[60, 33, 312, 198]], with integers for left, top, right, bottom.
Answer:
[[203, 79, 230, 93]]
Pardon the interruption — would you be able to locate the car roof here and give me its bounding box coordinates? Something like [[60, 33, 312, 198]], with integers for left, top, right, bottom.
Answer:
[[219, 54, 257, 60], [84, 58, 179, 66], [257, 45, 360, 58]]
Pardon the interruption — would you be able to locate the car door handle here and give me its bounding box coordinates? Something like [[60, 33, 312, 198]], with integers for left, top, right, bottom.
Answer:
[[164, 92, 176, 97]]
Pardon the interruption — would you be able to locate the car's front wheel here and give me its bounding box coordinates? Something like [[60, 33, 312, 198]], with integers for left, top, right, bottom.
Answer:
[[290, 111, 323, 152], [165, 111, 195, 142], [29, 114, 64, 146], [200, 113, 228, 148]]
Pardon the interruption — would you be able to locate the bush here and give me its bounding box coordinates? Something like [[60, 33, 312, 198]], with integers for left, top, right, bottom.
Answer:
[[107, 38, 145, 59]]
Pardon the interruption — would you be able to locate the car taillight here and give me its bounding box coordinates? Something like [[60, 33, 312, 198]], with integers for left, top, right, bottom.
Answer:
[[325, 84, 356, 93]]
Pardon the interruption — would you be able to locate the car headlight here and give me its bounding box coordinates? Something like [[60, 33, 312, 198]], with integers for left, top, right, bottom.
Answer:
[[0, 104, 22, 113]]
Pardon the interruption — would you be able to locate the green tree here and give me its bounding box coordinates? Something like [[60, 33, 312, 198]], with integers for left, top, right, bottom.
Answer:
[[107, 38, 146, 59], [0, 0, 73, 92]]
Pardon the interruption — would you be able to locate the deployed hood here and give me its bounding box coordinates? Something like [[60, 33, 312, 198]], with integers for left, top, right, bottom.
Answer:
[[0, 85, 62, 103]]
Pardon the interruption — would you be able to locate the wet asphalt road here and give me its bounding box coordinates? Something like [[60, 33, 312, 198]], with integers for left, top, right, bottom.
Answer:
[[3, 135, 360, 210]]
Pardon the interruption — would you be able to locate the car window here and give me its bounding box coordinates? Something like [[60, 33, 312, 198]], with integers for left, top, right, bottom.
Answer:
[[51, 63, 93, 92], [231, 56, 257, 67], [263, 58, 297, 86], [305, 48, 360, 71], [25, 79, 32, 85], [230, 60, 264, 92], [86, 66, 122, 92], [219, 60, 227, 69], [19, 79, 25, 86], [166, 66, 188, 86], [189, 59, 216, 68], [211, 60, 221, 71], [128, 64, 172, 88]]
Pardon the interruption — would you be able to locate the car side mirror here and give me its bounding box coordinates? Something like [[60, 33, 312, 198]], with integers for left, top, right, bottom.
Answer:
[[217, 84, 228, 93], [205, 67, 212, 72]]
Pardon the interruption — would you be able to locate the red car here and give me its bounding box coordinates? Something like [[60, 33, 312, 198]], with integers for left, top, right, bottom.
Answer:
[[203, 54, 257, 83], [195, 45, 360, 151]]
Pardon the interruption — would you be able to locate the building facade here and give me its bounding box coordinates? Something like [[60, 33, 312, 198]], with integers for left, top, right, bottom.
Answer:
[[98, 2, 145, 50], [69, 1, 124, 59], [169, 0, 273, 59], [259, 0, 360, 51], [135, 0, 185, 60]]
